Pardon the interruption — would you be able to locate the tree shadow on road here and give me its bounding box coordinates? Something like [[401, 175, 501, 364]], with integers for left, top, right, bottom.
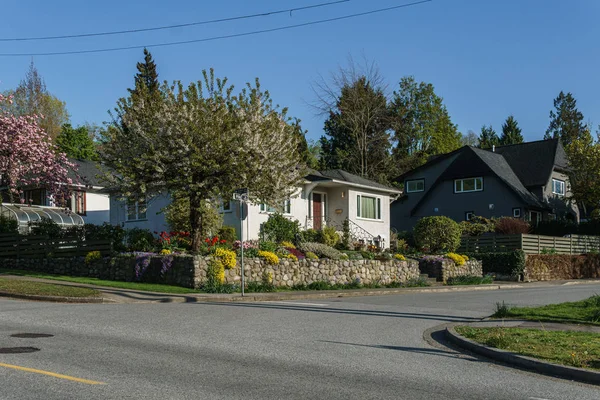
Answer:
[[320, 340, 480, 362], [195, 302, 482, 323]]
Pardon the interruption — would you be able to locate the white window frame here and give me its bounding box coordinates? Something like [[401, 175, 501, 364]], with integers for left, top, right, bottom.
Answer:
[[356, 194, 382, 221], [405, 179, 425, 193], [465, 211, 474, 221], [513, 208, 521, 218], [552, 179, 565, 196], [260, 199, 291, 215], [126, 198, 147, 221], [454, 177, 483, 193]]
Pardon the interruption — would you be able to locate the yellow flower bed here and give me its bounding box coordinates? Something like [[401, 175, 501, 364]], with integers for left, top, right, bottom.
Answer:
[[207, 259, 225, 284], [85, 251, 101, 265], [160, 249, 172, 255], [280, 241, 296, 249], [446, 252, 466, 266], [462, 255, 469, 261], [394, 254, 406, 261], [305, 251, 319, 260], [258, 250, 280, 265], [214, 247, 237, 269], [282, 253, 298, 262]]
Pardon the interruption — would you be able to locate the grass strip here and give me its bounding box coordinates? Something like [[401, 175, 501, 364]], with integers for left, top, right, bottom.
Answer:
[[0, 277, 100, 298], [0, 269, 197, 294], [456, 326, 600, 370], [493, 295, 600, 326]]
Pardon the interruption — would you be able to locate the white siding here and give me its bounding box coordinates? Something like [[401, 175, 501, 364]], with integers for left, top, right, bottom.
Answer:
[[110, 193, 171, 233], [348, 188, 391, 243], [82, 191, 110, 225]]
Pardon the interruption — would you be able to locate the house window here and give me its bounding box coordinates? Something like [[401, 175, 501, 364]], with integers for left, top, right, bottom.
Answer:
[[260, 199, 291, 214], [513, 208, 521, 218], [126, 198, 147, 221], [68, 191, 86, 215], [357, 195, 381, 220], [465, 211, 474, 221], [220, 200, 232, 213], [405, 179, 424, 193], [454, 177, 483, 193], [23, 189, 47, 206], [552, 179, 565, 196]]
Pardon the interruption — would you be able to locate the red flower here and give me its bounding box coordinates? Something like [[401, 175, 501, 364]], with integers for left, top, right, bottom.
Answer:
[[220, 239, 226, 244]]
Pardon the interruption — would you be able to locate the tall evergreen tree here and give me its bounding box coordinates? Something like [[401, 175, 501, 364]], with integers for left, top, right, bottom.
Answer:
[[545, 91, 588, 146], [129, 48, 160, 96], [389, 76, 461, 174], [499, 115, 523, 145], [56, 124, 98, 160], [478, 125, 499, 149], [319, 76, 391, 182]]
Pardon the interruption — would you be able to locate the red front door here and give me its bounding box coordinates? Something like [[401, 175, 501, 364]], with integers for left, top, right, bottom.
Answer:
[[313, 193, 322, 230]]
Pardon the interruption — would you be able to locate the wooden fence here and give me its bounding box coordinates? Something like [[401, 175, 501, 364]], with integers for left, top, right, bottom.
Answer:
[[459, 233, 600, 255], [0, 234, 112, 259]]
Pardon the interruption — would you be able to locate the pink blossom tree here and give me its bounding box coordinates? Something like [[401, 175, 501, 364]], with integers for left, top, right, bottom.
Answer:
[[0, 93, 74, 205]]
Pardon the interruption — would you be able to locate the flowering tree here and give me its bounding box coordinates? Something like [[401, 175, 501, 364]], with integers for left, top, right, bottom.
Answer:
[[102, 69, 307, 252], [0, 93, 74, 204]]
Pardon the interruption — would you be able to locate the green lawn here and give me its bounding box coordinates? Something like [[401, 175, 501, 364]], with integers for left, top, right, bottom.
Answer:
[[0, 277, 100, 298], [494, 295, 600, 326], [456, 326, 600, 370], [0, 269, 198, 294]]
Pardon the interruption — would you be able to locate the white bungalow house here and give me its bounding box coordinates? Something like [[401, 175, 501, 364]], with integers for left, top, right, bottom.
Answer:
[[110, 169, 400, 247], [0, 160, 111, 233]]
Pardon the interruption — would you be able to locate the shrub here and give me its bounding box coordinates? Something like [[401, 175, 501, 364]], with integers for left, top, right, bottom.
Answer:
[[464, 250, 526, 276], [305, 251, 319, 260], [298, 242, 344, 260], [446, 252, 466, 266], [394, 254, 406, 261], [0, 215, 18, 234], [214, 247, 236, 269], [206, 258, 225, 286], [218, 226, 237, 244], [493, 301, 511, 318], [460, 215, 496, 236], [125, 228, 156, 252], [259, 241, 278, 252], [257, 250, 279, 265], [85, 251, 102, 265], [360, 251, 375, 260], [281, 253, 298, 262], [261, 213, 300, 243], [341, 219, 351, 250], [29, 217, 63, 238], [299, 229, 320, 243], [495, 217, 531, 234], [413, 216, 461, 252], [85, 223, 127, 252], [318, 226, 340, 247]]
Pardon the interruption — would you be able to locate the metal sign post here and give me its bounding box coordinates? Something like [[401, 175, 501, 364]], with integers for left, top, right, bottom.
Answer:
[[233, 188, 249, 297]]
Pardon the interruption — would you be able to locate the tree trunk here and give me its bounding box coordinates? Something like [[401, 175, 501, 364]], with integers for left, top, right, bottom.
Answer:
[[189, 195, 204, 253]]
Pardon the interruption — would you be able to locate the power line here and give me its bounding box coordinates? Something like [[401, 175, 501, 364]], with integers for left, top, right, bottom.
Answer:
[[0, 1, 432, 57], [0, 0, 350, 42]]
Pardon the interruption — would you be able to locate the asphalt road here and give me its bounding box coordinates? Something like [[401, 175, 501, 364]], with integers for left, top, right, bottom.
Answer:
[[1, 284, 599, 399]]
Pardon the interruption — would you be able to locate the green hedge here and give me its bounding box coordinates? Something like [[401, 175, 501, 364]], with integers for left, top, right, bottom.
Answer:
[[464, 250, 526, 276]]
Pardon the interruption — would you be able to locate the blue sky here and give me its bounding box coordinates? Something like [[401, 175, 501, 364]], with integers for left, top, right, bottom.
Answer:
[[1, 0, 598, 143]]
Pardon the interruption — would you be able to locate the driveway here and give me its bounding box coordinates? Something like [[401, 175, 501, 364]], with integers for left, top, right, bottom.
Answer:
[[0, 284, 598, 399]]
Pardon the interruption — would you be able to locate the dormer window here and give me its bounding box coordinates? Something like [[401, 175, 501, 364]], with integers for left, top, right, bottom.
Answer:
[[552, 179, 565, 196]]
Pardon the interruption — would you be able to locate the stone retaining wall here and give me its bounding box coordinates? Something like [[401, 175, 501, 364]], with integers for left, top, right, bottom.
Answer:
[[524, 254, 600, 281], [0, 255, 420, 289], [419, 258, 483, 283]]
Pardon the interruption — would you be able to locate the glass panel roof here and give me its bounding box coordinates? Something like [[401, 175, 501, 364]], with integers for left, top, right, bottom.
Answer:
[[0, 203, 84, 233]]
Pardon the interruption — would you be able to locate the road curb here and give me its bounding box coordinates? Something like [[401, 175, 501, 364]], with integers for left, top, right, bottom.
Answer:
[[445, 324, 600, 385], [0, 290, 105, 304]]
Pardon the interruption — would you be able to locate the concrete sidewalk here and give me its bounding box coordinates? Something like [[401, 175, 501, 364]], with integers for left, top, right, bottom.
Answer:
[[1, 275, 599, 304]]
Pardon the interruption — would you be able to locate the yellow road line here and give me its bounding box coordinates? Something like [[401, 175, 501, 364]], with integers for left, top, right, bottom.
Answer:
[[0, 362, 105, 385]]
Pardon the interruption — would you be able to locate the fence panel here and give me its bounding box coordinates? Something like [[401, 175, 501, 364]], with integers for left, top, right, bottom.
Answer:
[[461, 233, 600, 255], [0, 235, 112, 259]]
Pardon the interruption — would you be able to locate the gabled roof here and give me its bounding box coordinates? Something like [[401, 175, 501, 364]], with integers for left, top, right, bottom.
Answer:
[[68, 159, 106, 187], [491, 139, 567, 187], [307, 169, 400, 194]]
